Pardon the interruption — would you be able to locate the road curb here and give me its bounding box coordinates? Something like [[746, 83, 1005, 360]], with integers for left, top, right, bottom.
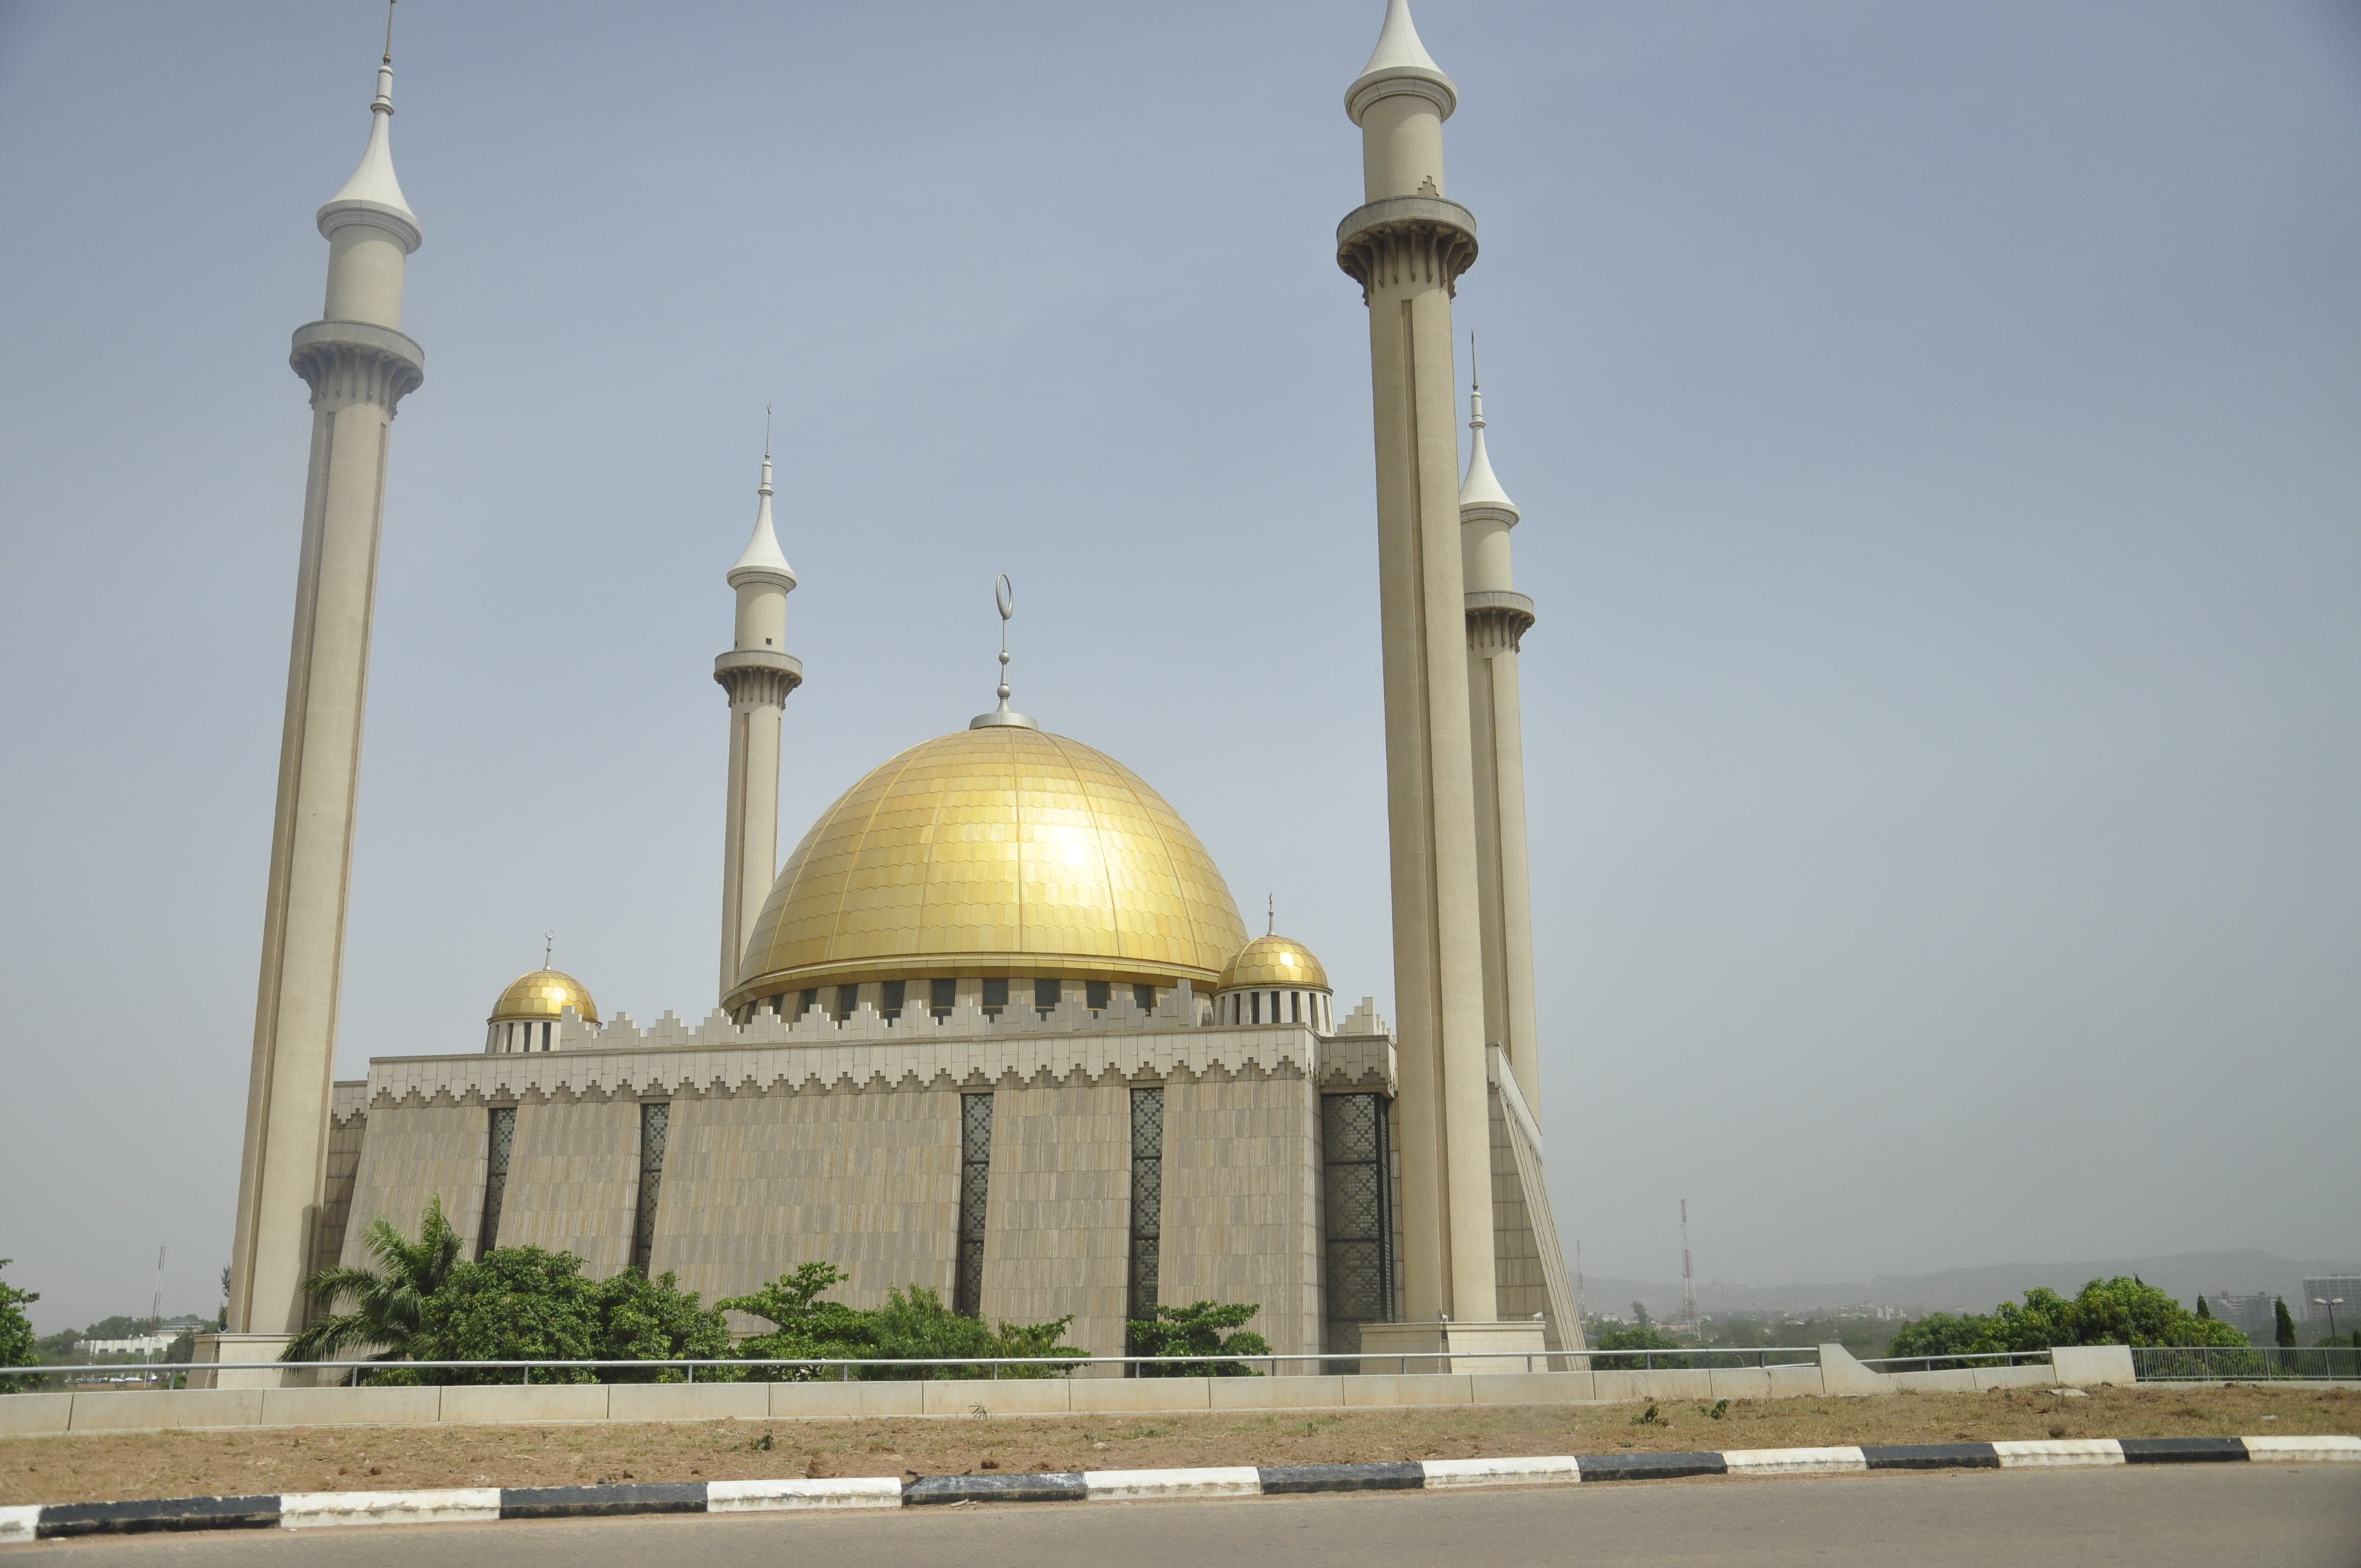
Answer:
[[5, 1434, 2352, 1540]]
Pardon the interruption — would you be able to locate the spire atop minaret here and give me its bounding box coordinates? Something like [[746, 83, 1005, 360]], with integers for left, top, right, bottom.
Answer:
[[970, 573, 1037, 730], [728, 408, 796, 588], [1459, 339, 1518, 519], [323, 0, 417, 229], [1346, 0, 1457, 124]]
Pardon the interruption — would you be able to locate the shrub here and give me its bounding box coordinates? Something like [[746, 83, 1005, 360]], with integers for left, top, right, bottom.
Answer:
[[1887, 1277, 2250, 1362], [1129, 1301, 1271, 1376], [0, 1260, 40, 1393], [721, 1265, 1085, 1379]]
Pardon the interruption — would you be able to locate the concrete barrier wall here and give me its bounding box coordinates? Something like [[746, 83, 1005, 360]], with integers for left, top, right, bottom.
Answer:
[[3, 1348, 2115, 1437]]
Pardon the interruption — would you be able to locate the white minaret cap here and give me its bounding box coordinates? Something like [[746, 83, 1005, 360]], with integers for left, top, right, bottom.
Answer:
[[728, 449, 797, 589], [318, 61, 422, 250], [1459, 385, 1519, 522], [1346, 0, 1458, 123]]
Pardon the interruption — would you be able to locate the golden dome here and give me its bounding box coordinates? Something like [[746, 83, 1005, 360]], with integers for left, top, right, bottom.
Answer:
[[489, 969, 600, 1024], [728, 725, 1249, 1009], [1217, 933, 1331, 993]]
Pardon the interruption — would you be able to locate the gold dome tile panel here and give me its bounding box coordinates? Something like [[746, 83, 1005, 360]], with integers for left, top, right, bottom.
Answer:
[[1218, 934, 1331, 993], [728, 726, 1249, 1006], [490, 968, 600, 1024]]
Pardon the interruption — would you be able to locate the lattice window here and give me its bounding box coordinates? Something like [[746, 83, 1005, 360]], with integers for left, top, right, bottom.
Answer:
[[476, 1106, 515, 1259], [954, 1093, 993, 1316], [1128, 1086, 1165, 1335], [629, 1101, 670, 1273], [1321, 1092, 1394, 1356]]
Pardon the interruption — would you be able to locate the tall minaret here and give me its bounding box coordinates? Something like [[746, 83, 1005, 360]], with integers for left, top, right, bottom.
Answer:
[[225, 34, 427, 1347], [1460, 360, 1539, 1108], [714, 423, 801, 998], [1335, 0, 1500, 1332]]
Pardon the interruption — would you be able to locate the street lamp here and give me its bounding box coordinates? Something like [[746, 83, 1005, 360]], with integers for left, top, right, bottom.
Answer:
[[2313, 1298, 2345, 1340]]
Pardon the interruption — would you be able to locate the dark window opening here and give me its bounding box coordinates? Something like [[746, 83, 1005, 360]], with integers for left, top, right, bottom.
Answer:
[[982, 977, 1008, 1017], [835, 984, 860, 1021], [931, 978, 957, 1020], [798, 988, 819, 1020], [881, 979, 907, 1019], [955, 1093, 993, 1315], [1034, 977, 1060, 1018], [1128, 1086, 1164, 1352], [1133, 984, 1156, 1014], [1087, 980, 1110, 1012], [1321, 1093, 1396, 1367], [629, 1101, 671, 1274], [477, 1106, 515, 1260]]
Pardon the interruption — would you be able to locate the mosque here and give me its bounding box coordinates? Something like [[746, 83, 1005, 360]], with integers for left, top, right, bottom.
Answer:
[[205, 0, 1581, 1376]]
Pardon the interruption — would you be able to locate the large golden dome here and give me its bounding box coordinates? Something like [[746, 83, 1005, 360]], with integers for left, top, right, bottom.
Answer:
[[489, 969, 600, 1024], [728, 725, 1248, 1009]]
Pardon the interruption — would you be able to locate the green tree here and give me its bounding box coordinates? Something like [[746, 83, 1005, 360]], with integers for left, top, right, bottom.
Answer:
[[2274, 1297, 2299, 1349], [2196, 1296, 2212, 1321], [589, 1268, 736, 1381], [722, 1266, 1085, 1379], [0, 1260, 41, 1393], [284, 1195, 463, 1364], [1887, 1311, 2004, 1359], [1128, 1301, 1271, 1376], [412, 1247, 601, 1384], [1890, 1278, 2248, 1361], [722, 1262, 874, 1371], [1589, 1319, 1687, 1368]]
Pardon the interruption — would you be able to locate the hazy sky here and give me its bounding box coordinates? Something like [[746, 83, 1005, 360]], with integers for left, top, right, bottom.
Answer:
[[2, 1, 2356, 1331]]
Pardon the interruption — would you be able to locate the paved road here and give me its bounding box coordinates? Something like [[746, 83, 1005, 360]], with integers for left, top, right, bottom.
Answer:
[[16, 1467, 2360, 1567]]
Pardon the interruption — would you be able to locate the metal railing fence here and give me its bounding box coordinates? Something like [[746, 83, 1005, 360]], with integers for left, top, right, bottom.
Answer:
[[2131, 1345, 2361, 1382], [4, 1344, 1829, 1391], [1857, 1351, 2054, 1374]]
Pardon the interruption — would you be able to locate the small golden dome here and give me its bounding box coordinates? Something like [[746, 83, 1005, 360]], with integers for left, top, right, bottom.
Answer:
[[1217, 934, 1331, 993], [489, 969, 600, 1024], [728, 725, 1249, 1009]]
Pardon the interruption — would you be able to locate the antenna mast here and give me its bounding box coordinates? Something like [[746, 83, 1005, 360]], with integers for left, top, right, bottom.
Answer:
[[1680, 1199, 1697, 1326]]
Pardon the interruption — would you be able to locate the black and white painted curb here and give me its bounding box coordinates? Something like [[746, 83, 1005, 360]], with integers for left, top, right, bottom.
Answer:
[[3, 1436, 2353, 1542]]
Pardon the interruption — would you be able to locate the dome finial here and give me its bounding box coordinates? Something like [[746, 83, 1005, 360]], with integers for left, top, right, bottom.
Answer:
[[728, 410, 795, 588], [1459, 334, 1518, 518], [543, 928, 554, 969], [1346, 0, 1457, 123], [971, 573, 1038, 729], [1268, 893, 1275, 937], [321, 0, 418, 233]]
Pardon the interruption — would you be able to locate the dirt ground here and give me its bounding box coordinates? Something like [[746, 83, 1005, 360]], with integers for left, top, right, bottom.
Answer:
[[1, 1384, 2351, 1506]]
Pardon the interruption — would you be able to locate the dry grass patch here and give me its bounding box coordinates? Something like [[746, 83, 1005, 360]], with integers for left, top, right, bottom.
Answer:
[[1, 1384, 2351, 1506]]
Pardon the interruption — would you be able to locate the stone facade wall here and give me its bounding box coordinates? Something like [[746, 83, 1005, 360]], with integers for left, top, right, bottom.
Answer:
[[1490, 1093, 1548, 1323], [492, 1100, 642, 1278], [981, 1083, 1131, 1360], [310, 1098, 368, 1284], [329, 1023, 1401, 1355], [338, 1103, 488, 1266], [653, 1087, 962, 1318], [1161, 1075, 1323, 1362]]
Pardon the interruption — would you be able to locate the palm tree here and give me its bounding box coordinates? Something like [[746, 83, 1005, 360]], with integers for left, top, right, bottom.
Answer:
[[282, 1196, 463, 1364]]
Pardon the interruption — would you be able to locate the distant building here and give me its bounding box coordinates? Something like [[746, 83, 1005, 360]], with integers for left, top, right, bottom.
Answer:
[[76, 1334, 178, 1357], [2302, 1276, 2360, 1325], [2210, 1290, 2280, 1341]]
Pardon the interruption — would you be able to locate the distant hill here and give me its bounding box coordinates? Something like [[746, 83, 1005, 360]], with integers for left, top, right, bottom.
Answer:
[[1578, 1249, 2355, 1321]]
